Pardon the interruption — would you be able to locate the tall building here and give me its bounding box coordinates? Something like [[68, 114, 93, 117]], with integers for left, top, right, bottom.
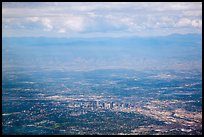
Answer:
[[102, 102, 105, 108], [104, 102, 110, 109], [96, 100, 100, 108], [110, 102, 114, 109], [93, 101, 97, 109]]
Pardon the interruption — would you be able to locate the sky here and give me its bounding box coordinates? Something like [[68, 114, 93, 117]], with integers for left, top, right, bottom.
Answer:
[[2, 2, 202, 38]]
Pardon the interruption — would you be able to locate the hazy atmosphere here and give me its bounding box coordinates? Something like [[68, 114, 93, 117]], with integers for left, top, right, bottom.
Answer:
[[2, 2, 202, 135]]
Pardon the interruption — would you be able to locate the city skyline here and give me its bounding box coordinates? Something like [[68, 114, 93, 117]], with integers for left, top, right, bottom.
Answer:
[[2, 2, 202, 135]]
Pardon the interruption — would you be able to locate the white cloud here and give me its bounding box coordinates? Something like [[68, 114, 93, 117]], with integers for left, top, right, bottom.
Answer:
[[2, 2, 202, 37], [27, 17, 39, 22], [58, 28, 66, 33], [41, 18, 53, 31], [177, 18, 192, 27], [191, 19, 202, 28], [63, 16, 84, 32], [176, 18, 202, 30], [182, 10, 202, 17]]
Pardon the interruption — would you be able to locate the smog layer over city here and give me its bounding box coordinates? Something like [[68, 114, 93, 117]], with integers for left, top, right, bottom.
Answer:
[[2, 2, 202, 135]]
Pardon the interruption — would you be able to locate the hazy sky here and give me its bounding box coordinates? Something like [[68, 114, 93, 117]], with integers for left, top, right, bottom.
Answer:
[[2, 2, 202, 37]]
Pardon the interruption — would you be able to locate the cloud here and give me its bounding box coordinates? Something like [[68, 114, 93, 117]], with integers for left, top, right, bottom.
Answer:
[[2, 2, 202, 37], [177, 18, 192, 27], [191, 19, 202, 28], [27, 17, 39, 22], [61, 16, 85, 32], [58, 28, 66, 33], [41, 18, 53, 31], [17, 15, 85, 33], [176, 18, 202, 30]]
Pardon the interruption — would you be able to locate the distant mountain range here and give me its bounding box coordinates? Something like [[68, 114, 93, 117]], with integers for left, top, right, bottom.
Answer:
[[2, 33, 202, 72], [2, 33, 202, 47]]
